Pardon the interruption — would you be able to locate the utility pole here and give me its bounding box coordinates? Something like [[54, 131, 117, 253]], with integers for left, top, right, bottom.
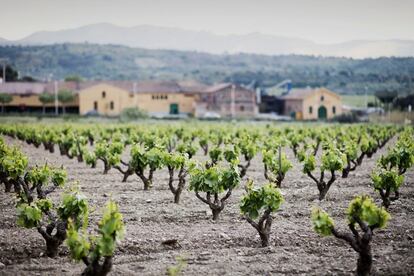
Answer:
[[231, 84, 235, 118], [54, 80, 59, 115], [0, 58, 8, 83]]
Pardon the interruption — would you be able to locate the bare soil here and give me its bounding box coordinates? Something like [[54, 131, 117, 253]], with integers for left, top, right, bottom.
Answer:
[[0, 135, 413, 275]]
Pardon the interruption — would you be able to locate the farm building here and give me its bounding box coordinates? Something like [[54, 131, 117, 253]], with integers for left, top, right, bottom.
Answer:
[[77, 81, 201, 116], [195, 83, 258, 118], [259, 87, 342, 120], [0, 82, 79, 113], [0, 80, 256, 118]]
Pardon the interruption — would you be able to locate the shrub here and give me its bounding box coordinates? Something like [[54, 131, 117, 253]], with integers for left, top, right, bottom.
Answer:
[[240, 180, 284, 246], [311, 195, 390, 276], [189, 164, 240, 220], [119, 107, 148, 121], [66, 200, 124, 276]]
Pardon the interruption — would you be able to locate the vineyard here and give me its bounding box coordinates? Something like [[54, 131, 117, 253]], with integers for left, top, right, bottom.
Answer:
[[0, 122, 413, 275]]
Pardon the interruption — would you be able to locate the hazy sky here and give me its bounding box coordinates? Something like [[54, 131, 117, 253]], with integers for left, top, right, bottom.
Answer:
[[0, 0, 413, 43]]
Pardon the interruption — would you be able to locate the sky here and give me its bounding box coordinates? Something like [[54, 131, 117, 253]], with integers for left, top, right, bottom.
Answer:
[[0, 0, 413, 43]]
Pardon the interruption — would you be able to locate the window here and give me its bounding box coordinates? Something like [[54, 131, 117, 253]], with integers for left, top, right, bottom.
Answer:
[[240, 105, 245, 111], [309, 106, 313, 114], [320, 95, 324, 101], [110, 101, 114, 110], [94, 101, 98, 110], [332, 106, 336, 114], [152, 95, 155, 100], [102, 91, 106, 98]]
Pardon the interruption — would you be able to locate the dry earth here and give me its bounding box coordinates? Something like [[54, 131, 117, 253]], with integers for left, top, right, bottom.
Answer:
[[0, 134, 413, 275]]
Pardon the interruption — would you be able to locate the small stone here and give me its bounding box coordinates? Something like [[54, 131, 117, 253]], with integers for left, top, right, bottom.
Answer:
[[0, 262, 5, 269], [31, 259, 40, 265], [103, 193, 108, 198], [39, 252, 44, 257], [146, 199, 152, 203], [62, 268, 70, 272], [219, 233, 230, 240]]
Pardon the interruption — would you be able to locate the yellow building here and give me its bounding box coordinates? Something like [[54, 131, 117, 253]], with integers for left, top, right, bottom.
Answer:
[[281, 87, 342, 120], [0, 82, 78, 113], [78, 81, 200, 116]]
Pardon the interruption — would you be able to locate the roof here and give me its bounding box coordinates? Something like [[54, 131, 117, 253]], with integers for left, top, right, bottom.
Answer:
[[202, 83, 232, 93], [0, 82, 48, 95], [0, 80, 250, 95], [280, 87, 340, 100]]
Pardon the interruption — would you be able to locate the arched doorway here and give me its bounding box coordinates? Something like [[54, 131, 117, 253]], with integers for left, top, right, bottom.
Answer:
[[318, 106, 327, 119]]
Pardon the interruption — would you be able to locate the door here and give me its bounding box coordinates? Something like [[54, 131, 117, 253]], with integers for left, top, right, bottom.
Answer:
[[318, 106, 327, 119], [170, 103, 179, 115]]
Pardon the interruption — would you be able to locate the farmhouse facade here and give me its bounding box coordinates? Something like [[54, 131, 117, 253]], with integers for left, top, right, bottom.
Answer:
[[195, 83, 258, 118], [280, 87, 342, 120]]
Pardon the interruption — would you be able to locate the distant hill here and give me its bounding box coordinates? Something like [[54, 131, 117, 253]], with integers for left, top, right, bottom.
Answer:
[[1, 23, 414, 58], [1, 43, 414, 95]]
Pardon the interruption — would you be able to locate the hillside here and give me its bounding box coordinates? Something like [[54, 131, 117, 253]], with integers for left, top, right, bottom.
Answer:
[[1, 23, 414, 58], [1, 43, 414, 95]]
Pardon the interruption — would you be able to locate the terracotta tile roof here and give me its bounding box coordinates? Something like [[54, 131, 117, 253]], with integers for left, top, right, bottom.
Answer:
[[202, 83, 233, 93], [280, 88, 315, 100], [0, 82, 48, 95], [0, 80, 228, 95]]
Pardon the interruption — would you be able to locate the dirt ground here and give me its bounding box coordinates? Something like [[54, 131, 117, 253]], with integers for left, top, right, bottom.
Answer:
[[0, 134, 413, 276]]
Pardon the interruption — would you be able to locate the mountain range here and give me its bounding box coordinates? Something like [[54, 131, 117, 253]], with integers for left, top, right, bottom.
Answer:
[[1, 23, 414, 59]]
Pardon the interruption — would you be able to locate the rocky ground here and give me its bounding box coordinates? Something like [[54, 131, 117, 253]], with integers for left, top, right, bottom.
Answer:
[[0, 135, 413, 275]]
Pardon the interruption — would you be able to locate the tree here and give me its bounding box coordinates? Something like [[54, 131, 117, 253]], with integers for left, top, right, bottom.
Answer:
[[64, 75, 83, 82], [57, 89, 75, 114], [0, 93, 12, 113], [189, 164, 240, 220], [38, 93, 54, 115], [311, 195, 390, 276], [240, 180, 284, 247]]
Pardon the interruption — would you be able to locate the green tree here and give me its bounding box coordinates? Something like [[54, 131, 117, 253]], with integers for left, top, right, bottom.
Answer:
[[64, 75, 83, 82], [38, 92, 54, 115], [57, 89, 75, 114], [0, 93, 12, 113]]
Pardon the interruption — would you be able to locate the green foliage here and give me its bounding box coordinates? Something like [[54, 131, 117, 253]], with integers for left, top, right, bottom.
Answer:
[[189, 164, 240, 194], [57, 89, 75, 103], [119, 107, 148, 121], [321, 147, 347, 172], [57, 192, 89, 227], [1, 44, 414, 94], [94, 200, 125, 258], [371, 169, 404, 193], [66, 200, 124, 262], [17, 203, 42, 228], [208, 147, 223, 164], [303, 154, 316, 174], [0, 93, 12, 104], [66, 219, 90, 261], [262, 149, 292, 176], [240, 181, 284, 219], [167, 256, 187, 276], [311, 207, 334, 236], [38, 92, 54, 104], [0, 147, 28, 179], [347, 195, 390, 229]]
